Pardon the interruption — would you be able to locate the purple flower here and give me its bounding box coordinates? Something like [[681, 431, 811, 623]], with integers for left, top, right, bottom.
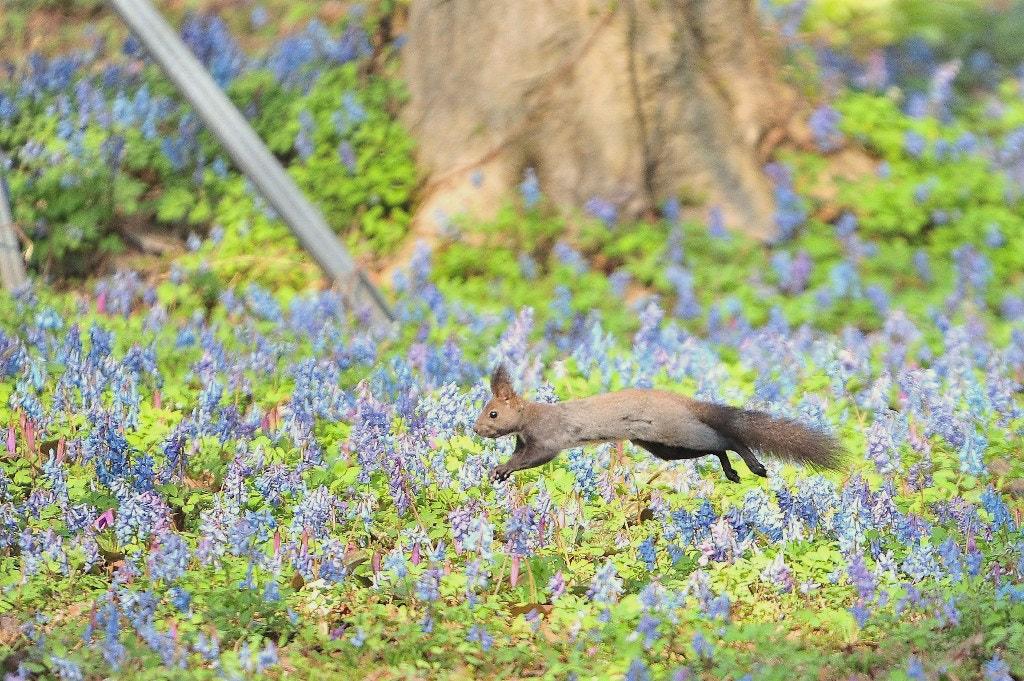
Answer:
[[708, 205, 729, 239], [1001, 295, 1024, 321], [504, 505, 539, 558], [250, 5, 269, 29], [567, 449, 598, 499], [168, 586, 191, 612], [958, 429, 987, 477], [765, 163, 806, 240], [849, 599, 870, 627], [904, 131, 927, 158], [95, 600, 127, 669], [692, 631, 713, 660], [809, 104, 843, 152], [637, 536, 657, 571], [865, 421, 900, 475], [49, 655, 83, 681], [553, 241, 588, 275], [984, 653, 1012, 681], [94, 509, 115, 532], [585, 196, 617, 227], [626, 658, 651, 681], [663, 197, 680, 223], [609, 270, 631, 297], [257, 641, 278, 673], [147, 532, 190, 583], [519, 168, 540, 209], [665, 265, 701, 319], [635, 613, 661, 649], [981, 487, 1014, 532], [337, 141, 356, 174], [902, 540, 941, 582], [907, 656, 925, 680], [587, 559, 623, 608], [466, 624, 494, 651], [929, 59, 960, 120], [847, 554, 877, 600], [416, 566, 441, 602], [349, 627, 366, 647], [548, 570, 566, 600]]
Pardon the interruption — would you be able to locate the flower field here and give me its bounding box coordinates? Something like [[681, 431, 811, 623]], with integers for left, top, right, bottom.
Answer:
[[1, 2, 1024, 679]]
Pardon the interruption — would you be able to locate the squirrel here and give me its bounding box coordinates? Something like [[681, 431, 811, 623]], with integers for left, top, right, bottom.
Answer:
[[473, 365, 844, 483]]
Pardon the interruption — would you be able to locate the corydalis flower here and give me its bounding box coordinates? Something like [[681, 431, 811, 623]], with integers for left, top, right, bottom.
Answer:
[[759, 552, 794, 593], [809, 104, 843, 152], [587, 559, 623, 613], [865, 420, 901, 475], [147, 532, 191, 583], [519, 168, 540, 209]]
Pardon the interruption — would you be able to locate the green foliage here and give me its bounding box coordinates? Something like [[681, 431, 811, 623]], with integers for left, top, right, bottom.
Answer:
[[0, 20, 417, 277], [797, 0, 1024, 57], [261, 65, 417, 254], [0, 116, 133, 273]]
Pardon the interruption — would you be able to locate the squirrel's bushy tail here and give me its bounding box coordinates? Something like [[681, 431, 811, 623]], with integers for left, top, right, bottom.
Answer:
[[702, 404, 844, 471]]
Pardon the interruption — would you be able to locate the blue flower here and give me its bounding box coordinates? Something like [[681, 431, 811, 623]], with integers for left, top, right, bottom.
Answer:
[[584, 196, 617, 227], [467, 624, 494, 651], [147, 532, 190, 583], [809, 104, 843, 151], [692, 631, 713, 660], [984, 652, 1012, 681], [587, 559, 623, 607], [637, 536, 657, 571], [625, 658, 651, 681], [519, 168, 541, 209], [904, 131, 927, 158], [849, 599, 870, 628], [250, 5, 269, 29]]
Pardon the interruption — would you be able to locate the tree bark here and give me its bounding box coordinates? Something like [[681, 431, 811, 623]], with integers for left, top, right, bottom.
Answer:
[[401, 0, 793, 241]]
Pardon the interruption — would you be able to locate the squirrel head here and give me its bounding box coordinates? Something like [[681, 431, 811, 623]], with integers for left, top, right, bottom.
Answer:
[[473, 364, 524, 438]]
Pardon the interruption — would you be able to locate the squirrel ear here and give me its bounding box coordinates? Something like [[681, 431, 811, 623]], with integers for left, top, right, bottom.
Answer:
[[490, 364, 516, 400]]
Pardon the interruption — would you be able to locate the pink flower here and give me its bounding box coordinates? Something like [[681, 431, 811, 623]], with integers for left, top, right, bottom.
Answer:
[[94, 509, 115, 531]]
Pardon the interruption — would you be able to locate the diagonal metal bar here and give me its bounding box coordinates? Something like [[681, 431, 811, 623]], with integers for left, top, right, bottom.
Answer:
[[106, 0, 393, 324], [0, 172, 28, 293]]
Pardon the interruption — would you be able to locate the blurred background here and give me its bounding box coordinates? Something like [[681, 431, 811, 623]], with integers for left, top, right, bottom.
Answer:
[[0, 0, 1022, 336]]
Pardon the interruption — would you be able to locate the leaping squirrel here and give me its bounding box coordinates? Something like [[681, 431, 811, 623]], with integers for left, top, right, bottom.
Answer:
[[473, 365, 844, 483]]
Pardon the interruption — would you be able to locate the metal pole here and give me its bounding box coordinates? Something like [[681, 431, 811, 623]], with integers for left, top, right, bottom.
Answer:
[[0, 173, 27, 293], [106, 0, 393, 324]]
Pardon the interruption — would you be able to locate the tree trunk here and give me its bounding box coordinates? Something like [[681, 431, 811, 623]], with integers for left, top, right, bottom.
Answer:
[[401, 0, 794, 241]]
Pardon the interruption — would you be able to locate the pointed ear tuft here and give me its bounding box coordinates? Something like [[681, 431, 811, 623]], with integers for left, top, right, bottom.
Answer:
[[490, 364, 516, 400]]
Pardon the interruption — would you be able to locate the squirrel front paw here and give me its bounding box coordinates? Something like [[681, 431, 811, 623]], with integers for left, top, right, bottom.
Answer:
[[490, 464, 514, 483]]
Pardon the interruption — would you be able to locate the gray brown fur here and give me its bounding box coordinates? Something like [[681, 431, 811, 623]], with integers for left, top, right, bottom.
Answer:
[[474, 365, 843, 483]]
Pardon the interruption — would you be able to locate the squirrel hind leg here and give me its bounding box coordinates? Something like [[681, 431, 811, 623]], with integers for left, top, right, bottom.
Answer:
[[632, 440, 740, 483], [730, 440, 768, 478], [716, 452, 741, 483]]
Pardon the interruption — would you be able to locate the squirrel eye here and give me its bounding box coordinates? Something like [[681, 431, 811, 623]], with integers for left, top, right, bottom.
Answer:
[[489, 410, 498, 419]]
